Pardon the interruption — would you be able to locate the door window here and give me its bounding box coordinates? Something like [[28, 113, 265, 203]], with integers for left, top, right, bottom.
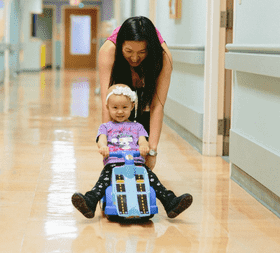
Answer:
[[70, 15, 91, 55]]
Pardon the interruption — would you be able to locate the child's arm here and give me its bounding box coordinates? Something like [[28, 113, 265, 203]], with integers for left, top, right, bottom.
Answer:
[[97, 134, 110, 157], [138, 136, 150, 156]]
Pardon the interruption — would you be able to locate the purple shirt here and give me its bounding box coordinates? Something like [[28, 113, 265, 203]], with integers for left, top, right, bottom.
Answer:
[[96, 121, 148, 165], [107, 26, 165, 44]]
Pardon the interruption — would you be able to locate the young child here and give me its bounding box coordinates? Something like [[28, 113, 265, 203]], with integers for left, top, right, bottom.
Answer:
[[71, 84, 193, 219]]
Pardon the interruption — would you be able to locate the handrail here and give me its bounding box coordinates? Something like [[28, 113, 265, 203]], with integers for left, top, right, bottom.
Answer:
[[0, 43, 9, 52], [226, 44, 280, 54], [225, 44, 280, 78], [168, 44, 205, 51], [0, 43, 23, 53], [168, 44, 205, 65]]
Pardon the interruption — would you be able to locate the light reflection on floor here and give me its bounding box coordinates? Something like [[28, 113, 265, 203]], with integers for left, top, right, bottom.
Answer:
[[0, 70, 279, 253]]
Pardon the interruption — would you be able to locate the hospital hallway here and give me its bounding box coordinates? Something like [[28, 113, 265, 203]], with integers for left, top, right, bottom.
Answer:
[[0, 69, 279, 253]]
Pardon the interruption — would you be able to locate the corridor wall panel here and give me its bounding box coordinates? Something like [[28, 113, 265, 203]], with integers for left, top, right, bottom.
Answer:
[[226, 0, 280, 215], [155, 0, 207, 152]]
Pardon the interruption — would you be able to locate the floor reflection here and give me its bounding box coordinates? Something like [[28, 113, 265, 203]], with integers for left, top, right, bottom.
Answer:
[[0, 70, 280, 253], [72, 216, 198, 253], [71, 80, 90, 117]]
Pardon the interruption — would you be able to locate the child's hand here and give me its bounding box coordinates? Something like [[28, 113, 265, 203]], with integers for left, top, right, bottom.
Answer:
[[139, 145, 149, 157], [99, 146, 110, 157]]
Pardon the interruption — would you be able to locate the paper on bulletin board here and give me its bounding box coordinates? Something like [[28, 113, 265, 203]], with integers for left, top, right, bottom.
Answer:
[[0, 0, 4, 42]]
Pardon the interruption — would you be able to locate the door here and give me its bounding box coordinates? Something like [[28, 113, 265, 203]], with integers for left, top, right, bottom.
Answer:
[[223, 0, 233, 156], [64, 8, 98, 69], [217, 0, 234, 157]]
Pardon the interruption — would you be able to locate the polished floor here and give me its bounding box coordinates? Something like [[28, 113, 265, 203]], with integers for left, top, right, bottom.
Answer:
[[0, 70, 279, 253]]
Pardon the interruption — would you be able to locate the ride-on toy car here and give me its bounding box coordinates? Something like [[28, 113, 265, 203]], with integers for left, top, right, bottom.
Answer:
[[100, 151, 158, 221]]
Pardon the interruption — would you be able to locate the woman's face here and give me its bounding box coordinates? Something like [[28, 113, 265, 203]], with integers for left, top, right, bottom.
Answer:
[[122, 41, 148, 67]]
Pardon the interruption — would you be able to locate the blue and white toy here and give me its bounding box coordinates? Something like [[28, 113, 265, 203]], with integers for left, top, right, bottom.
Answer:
[[101, 151, 158, 221]]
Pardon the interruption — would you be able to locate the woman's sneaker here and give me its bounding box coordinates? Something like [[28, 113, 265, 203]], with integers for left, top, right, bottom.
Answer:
[[165, 193, 193, 218], [71, 192, 97, 219]]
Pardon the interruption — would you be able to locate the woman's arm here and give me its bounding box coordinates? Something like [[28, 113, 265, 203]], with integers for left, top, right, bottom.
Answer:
[[98, 40, 116, 123], [146, 43, 173, 169]]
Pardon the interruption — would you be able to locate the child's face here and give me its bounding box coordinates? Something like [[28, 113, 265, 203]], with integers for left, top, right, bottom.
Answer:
[[107, 94, 134, 123]]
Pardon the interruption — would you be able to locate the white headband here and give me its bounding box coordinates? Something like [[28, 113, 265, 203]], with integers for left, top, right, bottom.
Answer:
[[106, 86, 138, 120]]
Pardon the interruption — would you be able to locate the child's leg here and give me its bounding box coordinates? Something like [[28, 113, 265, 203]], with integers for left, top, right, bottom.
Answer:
[[72, 163, 122, 219], [85, 163, 116, 199], [142, 164, 193, 218]]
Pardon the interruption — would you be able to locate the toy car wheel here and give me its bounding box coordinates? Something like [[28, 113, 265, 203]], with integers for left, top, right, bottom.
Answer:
[[140, 215, 154, 222], [101, 201, 106, 211], [106, 215, 122, 222]]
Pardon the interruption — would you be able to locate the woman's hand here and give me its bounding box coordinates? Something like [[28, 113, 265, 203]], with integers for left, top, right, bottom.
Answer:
[[98, 146, 110, 158], [139, 145, 149, 157], [145, 155, 157, 170]]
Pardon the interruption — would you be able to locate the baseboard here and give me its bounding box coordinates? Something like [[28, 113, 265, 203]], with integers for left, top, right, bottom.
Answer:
[[164, 97, 203, 140], [20, 69, 41, 72], [164, 115, 203, 154], [229, 129, 280, 197], [231, 163, 280, 218]]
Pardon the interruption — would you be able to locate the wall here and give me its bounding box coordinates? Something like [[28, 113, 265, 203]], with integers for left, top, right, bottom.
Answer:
[[134, 0, 149, 17], [156, 0, 206, 151], [0, 0, 5, 83], [101, 0, 113, 21], [9, 0, 20, 74], [37, 8, 53, 67], [156, 0, 206, 45], [226, 0, 280, 215], [234, 1, 280, 44], [0, 0, 22, 83], [19, 0, 43, 71], [37, 8, 53, 41], [120, 0, 131, 23]]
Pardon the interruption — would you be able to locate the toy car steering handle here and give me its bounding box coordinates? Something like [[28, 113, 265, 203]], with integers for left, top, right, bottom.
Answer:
[[109, 150, 140, 158], [109, 150, 140, 165]]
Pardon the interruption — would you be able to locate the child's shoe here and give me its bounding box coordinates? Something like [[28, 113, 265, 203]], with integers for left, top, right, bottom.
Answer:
[[71, 192, 98, 219], [164, 193, 193, 218]]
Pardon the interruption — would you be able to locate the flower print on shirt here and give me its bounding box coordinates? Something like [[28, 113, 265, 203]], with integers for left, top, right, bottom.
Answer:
[[119, 136, 133, 150], [111, 138, 118, 145], [108, 133, 133, 150]]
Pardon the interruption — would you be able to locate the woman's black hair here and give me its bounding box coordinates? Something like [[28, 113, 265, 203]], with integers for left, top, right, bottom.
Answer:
[[109, 16, 164, 114]]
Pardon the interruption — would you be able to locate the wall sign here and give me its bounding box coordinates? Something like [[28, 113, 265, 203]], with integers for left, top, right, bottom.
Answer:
[[169, 0, 182, 19]]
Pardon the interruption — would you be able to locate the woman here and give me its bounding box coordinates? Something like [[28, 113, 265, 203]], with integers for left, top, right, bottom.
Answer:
[[98, 16, 173, 170]]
